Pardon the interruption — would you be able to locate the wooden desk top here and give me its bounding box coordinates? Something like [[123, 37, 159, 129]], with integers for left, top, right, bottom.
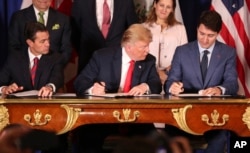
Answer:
[[0, 95, 250, 137]]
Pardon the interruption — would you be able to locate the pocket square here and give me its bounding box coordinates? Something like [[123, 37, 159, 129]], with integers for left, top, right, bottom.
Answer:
[[52, 24, 60, 30]]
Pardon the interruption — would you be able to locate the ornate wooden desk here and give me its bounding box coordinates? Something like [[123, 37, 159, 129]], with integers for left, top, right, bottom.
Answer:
[[0, 95, 250, 137]]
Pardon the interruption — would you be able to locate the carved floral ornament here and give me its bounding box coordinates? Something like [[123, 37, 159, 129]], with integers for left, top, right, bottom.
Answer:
[[24, 109, 52, 126], [242, 107, 250, 130], [0, 105, 9, 131], [201, 110, 229, 126], [113, 109, 140, 123]]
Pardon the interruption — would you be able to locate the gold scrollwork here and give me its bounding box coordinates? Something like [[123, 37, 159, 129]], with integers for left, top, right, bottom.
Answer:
[[113, 109, 140, 123], [201, 110, 229, 126], [172, 105, 201, 135], [242, 107, 250, 130], [58, 104, 81, 134], [0, 105, 9, 131], [24, 109, 51, 126]]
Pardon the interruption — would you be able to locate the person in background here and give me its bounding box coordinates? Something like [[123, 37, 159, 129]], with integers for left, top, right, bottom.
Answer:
[[143, 0, 188, 84], [0, 22, 64, 97], [71, 0, 138, 73], [0, 124, 59, 153], [165, 10, 238, 153], [8, 0, 71, 65], [74, 24, 162, 96]]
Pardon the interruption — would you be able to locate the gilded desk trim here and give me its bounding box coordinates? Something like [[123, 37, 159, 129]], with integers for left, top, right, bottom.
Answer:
[[1, 97, 250, 136]]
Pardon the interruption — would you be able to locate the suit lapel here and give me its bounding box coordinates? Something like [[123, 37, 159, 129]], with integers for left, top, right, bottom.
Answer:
[[132, 61, 144, 87], [204, 43, 222, 86], [106, 0, 122, 38], [20, 51, 33, 88], [25, 5, 37, 21], [47, 8, 56, 30], [111, 49, 122, 90], [190, 42, 203, 86], [34, 54, 50, 88]]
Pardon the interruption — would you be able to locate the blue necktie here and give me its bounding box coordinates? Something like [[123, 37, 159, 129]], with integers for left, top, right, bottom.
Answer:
[[201, 50, 209, 81]]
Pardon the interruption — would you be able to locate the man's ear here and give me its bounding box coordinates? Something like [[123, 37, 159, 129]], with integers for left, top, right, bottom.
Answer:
[[26, 39, 33, 46]]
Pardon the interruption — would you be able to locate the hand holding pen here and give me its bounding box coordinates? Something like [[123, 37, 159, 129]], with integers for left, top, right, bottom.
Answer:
[[92, 81, 106, 95], [169, 81, 184, 95]]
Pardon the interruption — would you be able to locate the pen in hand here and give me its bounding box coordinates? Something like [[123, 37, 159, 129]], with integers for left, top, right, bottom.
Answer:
[[96, 81, 108, 92]]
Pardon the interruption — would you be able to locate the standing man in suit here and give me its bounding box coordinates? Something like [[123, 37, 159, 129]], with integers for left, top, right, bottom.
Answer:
[[74, 24, 162, 96], [73, 24, 161, 153], [164, 10, 238, 153], [71, 0, 138, 73], [8, 0, 71, 65], [0, 22, 64, 97]]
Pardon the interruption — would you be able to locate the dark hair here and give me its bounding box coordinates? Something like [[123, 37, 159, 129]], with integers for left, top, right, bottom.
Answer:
[[198, 10, 222, 33], [24, 22, 48, 41], [145, 0, 180, 26]]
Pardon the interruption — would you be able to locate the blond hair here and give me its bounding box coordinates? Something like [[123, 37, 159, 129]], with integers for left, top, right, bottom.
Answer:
[[121, 24, 152, 46]]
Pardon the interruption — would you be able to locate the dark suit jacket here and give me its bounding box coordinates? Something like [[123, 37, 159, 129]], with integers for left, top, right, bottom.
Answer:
[[74, 47, 162, 96], [0, 50, 64, 91], [164, 40, 239, 95], [71, 0, 138, 72], [8, 5, 71, 64]]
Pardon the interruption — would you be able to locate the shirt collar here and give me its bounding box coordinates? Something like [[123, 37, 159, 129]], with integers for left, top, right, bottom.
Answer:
[[198, 42, 215, 54], [28, 48, 42, 62], [33, 6, 49, 19], [122, 47, 132, 64]]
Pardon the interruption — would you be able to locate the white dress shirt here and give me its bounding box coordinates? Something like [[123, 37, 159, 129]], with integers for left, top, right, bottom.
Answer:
[[96, 0, 114, 30]]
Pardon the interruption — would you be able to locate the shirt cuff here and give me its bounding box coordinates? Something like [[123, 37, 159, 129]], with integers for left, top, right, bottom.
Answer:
[[46, 83, 56, 92]]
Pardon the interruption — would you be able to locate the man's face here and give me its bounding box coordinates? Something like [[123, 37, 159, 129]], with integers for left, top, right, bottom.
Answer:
[[127, 41, 150, 61], [197, 24, 218, 49], [28, 31, 50, 56], [32, 0, 52, 11]]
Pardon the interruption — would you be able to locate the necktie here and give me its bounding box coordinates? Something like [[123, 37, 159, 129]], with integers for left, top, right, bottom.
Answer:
[[123, 60, 135, 93], [38, 12, 45, 25], [31, 57, 39, 86], [102, 0, 111, 38], [200, 50, 209, 81]]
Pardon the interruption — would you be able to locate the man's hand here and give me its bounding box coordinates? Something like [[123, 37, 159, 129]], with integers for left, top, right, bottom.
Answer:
[[1, 83, 23, 95], [38, 85, 53, 97], [92, 82, 106, 95], [169, 82, 184, 95], [200, 87, 222, 96], [128, 83, 148, 96]]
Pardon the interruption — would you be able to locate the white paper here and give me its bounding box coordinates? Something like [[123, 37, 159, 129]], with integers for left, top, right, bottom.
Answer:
[[10, 90, 39, 97]]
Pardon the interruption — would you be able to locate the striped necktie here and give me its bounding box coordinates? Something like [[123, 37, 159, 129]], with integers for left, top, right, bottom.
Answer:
[[31, 57, 39, 86]]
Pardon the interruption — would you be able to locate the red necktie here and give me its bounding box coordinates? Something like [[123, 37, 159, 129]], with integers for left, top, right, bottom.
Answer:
[[102, 0, 111, 38], [31, 57, 39, 86], [123, 60, 135, 93]]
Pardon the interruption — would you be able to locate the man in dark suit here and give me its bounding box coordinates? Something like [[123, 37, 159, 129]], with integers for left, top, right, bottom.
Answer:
[[0, 22, 64, 97], [73, 24, 161, 153], [8, 0, 71, 65], [71, 0, 138, 73], [164, 10, 238, 153], [74, 24, 162, 96]]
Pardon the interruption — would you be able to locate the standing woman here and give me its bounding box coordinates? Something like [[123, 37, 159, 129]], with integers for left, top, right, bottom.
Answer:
[[143, 0, 188, 84]]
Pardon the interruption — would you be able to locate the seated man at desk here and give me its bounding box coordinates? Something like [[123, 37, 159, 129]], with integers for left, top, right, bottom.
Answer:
[[164, 10, 239, 153], [73, 24, 162, 153], [74, 24, 162, 96], [0, 22, 64, 97]]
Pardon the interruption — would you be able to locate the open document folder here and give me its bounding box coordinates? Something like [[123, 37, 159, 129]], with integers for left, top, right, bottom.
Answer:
[[86, 93, 162, 98], [176, 93, 231, 98], [9, 90, 76, 97]]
